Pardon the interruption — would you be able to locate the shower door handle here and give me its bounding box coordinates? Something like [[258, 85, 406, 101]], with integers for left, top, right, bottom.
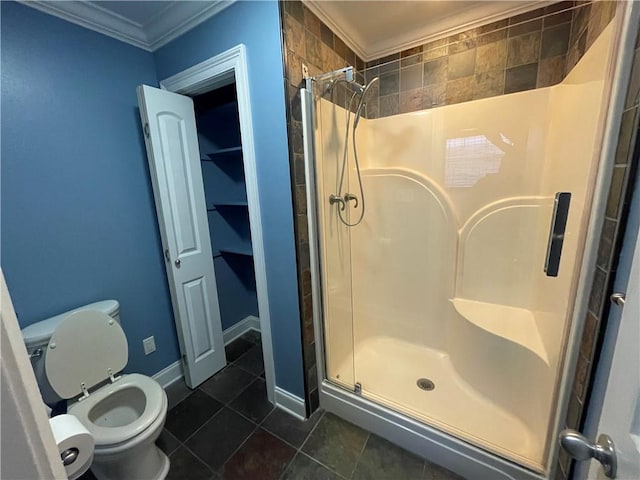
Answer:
[[544, 192, 571, 277]]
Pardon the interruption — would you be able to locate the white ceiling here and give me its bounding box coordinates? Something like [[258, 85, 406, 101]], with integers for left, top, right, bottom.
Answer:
[[22, 1, 549, 59], [305, 1, 551, 61]]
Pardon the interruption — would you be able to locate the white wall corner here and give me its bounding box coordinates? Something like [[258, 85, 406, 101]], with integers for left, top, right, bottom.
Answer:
[[274, 386, 307, 420], [222, 315, 261, 345]]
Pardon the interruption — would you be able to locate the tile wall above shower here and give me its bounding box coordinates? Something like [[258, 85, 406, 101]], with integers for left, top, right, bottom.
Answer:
[[280, 0, 366, 415], [363, 1, 618, 118]]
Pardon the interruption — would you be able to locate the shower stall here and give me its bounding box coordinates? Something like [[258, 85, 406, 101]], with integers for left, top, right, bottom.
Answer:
[[300, 4, 632, 479]]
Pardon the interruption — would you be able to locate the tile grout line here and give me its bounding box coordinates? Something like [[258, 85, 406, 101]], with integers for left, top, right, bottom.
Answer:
[[297, 409, 325, 453], [175, 406, 260, 477], [177, 404, 226, 445], [208, 369, 260, 406], [348, 430, 371, 480], [215, 422, 261, 476], [281, 409, 329, 479], [276, 444, 298, 480], [294, 411, 358, 480], [175, 437, 218, 478], [261, 417, 316, 452], [183, 390, 270, 473], [164, 337, 271, 477], [296, 450, 351, 480], [169, 366, 260, 446]]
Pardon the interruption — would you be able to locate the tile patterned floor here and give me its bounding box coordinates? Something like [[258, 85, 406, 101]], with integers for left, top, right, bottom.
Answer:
[[80, 332, 465, 480]]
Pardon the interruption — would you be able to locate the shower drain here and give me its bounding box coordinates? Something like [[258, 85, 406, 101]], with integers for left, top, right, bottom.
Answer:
[[417, 378, 435, 391]]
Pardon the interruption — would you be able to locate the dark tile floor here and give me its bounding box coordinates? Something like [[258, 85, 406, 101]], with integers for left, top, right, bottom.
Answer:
[[81, 332, 465, 480]]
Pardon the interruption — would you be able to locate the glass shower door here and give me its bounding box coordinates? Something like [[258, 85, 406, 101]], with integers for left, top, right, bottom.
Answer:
[[310, 78, 356, 391]]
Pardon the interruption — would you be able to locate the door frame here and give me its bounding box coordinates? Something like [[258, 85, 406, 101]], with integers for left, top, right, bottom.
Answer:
[[159, 44, 276, 404], [548, 2, 640, 478]]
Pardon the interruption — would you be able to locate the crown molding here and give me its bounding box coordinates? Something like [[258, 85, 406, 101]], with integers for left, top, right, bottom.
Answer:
[[305, 1, 555, 63], [145, 1, 235, 51], [21, 1, 149, 50], [19, 1, 235, 52], [304, 1, 368, 61]]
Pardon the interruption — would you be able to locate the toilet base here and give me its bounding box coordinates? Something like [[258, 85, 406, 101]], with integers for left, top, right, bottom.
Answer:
[[91, 444, 169, 480]]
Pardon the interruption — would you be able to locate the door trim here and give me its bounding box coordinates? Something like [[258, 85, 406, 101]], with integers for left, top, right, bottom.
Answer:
[[159, 44, 276, 404]]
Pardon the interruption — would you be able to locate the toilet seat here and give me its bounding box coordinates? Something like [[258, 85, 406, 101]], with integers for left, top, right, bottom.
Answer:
[[69, 373, 165, 447], [45, 310, 128, 399]]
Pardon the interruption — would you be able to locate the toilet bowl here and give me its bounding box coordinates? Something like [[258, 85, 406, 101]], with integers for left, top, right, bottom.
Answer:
[[22, 301, 169, 480], [68, 374, 169, 480]]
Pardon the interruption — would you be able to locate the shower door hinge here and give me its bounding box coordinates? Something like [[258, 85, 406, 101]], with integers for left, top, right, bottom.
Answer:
[[354, 382, 362, 395]]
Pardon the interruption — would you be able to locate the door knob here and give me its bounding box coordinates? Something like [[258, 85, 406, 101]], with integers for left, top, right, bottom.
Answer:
[[559, 429, 617, 478], [610, 292, 625, 306], [174, 259, 181, 267]]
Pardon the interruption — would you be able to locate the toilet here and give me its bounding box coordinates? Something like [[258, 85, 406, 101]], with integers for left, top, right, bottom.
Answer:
[[22, 300, 169, 480]]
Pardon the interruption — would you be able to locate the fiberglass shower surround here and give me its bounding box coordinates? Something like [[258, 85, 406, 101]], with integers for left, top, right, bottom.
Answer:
[[312, 22, 615, 472]]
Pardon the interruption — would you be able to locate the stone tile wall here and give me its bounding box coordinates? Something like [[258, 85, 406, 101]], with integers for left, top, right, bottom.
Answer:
[[279, 0, 365, 415], [363, 1, 617, 118]]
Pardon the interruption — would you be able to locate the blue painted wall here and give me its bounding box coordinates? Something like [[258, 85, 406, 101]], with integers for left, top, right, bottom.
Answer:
[[0, 2, 181, 377], [154, 1, 305, 397]]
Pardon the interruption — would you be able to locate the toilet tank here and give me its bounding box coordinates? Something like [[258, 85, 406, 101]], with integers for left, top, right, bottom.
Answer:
[[21, 300, 120, 405]]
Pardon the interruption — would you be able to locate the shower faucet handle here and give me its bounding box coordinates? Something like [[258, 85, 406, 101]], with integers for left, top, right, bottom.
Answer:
[[329, 194, 346, 210], [344, 193, 359, 208]]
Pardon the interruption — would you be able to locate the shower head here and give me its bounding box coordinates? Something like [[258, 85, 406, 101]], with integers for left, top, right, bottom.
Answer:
[[354, 77, 379, 129]]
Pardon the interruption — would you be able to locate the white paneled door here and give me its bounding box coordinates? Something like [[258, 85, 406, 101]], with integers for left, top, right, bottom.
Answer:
[[137, 84, 226, 388], [587, 232, 640, 480]]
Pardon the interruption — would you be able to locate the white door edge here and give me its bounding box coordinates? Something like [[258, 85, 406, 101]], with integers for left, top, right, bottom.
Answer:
[[1, 271, 68, 480], [160, 44, 277, 405]]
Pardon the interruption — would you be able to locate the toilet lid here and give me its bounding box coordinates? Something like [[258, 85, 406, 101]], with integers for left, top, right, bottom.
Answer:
[[45, 310, 128, 399]]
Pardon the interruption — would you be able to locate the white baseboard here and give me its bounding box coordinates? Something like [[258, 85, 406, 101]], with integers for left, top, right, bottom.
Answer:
[[223, 315, 260, 345], [152, 359, 184, 389], [153, 315, 261, 388], [274, 386, 307, 420]]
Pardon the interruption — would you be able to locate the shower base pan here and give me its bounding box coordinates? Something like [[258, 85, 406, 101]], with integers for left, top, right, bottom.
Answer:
[[325, 337, 547, 480]]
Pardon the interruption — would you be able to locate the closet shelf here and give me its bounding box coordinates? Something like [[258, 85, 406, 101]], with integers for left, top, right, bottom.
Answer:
[[202, 146, 242, 161], [450, 297, 549, 365], [218, 244, 253, 256], [213, 200, 248, 207]]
